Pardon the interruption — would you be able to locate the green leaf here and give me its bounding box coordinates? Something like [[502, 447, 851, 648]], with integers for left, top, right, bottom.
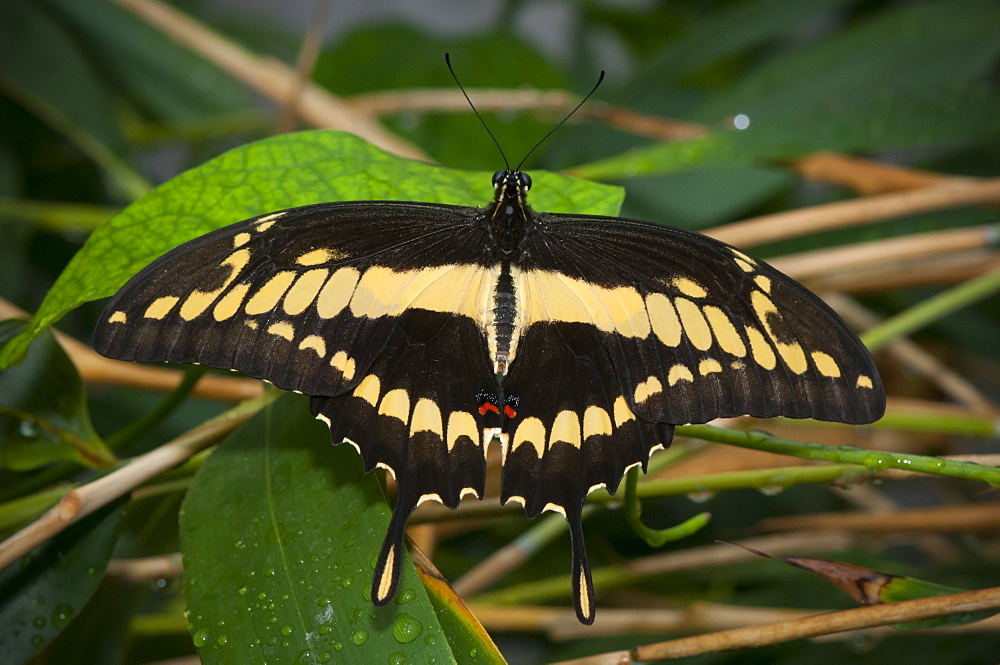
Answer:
[[0, 319, 115, 471], [570, 85, 1000, 181], [179, 393, 479, 664], [694, 0, 1000, 121], [631, 0, 858, 90], [0, 130, 621, 368], [0, 498, 127, 665]]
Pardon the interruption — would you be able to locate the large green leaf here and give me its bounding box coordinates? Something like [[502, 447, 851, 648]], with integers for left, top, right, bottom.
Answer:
[[179, 393, 491, 664], [694, 0, 1000, 121], [0, 130, 622, 368], [0, 498, 127, 665], [571, 85, 1000, 180], [0, 320, 115, 471]]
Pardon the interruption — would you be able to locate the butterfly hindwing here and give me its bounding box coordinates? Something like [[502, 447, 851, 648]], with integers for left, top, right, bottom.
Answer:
[[500, 321, 673, 624], [310, 309, 495, 606]]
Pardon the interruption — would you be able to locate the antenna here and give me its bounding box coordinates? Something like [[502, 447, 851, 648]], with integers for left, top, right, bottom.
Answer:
[[516, 69, 604, 172], [445, 53, 509, 170], [445, 53, 605, 172]]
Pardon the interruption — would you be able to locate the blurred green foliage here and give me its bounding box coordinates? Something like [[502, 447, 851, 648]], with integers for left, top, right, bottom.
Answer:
[[0, 1, 998, 663]]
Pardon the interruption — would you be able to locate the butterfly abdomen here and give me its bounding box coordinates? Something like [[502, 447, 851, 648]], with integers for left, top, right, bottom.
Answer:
[[490, 262, 517, 374]]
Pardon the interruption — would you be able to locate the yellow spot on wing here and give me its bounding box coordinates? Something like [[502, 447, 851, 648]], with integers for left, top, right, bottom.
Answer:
[[613, 396, 634, 426], [671, 276, 708, 299], [213, 283, 252, 321], [353, 374, 380, 406], [350, 265, 489, 320], [330, 350, 356, 381], [634, 376, 663, 404], [254, 212, 283, 232], [811, 351, 841, 378], [668, 364, 694, 386], [298, 335, 326, 358], [245, 271, 296, 315], [699, 358, 723, 375], [734, 258, 755, 273], [144, 296, 179, 320], [378, 389, 411, 424], [583, 405, 612, 440], [703, 305, 746, 357], [856, 375, 874, 389], [283, 268, 329, 315], [410, 398, 443, 436], [512, 417, 546, 456], [550, 410, 582, 448], [266, 321, 294, 341], [674, 298, 713, 350], [317, 267, 361, 318], [754, 275, 772, 293], [233, 232, 251, 247], [446, 411, 478, 451], [296, 248, 343, 266], [180, 248, 252, 321], [745, 326, 776, 369], [646, 293, 682, 346], [517, 268, 650, 338], [578, 568, 593, 621], [375, 545, 395, 603], [731, 248, 756, 265], [108, 311, 127, 324], [752, 290, 807, 374]]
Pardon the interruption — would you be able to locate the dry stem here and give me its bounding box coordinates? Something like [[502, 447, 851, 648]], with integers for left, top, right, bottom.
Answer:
[[111, 0, 425, 160], [707, 178, 1000, 248], [0, 397, 264, 570]]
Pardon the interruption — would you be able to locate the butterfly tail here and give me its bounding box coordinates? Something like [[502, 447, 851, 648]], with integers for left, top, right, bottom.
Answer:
[[371, 492, 416, 605], [567, 504, 596, 624]]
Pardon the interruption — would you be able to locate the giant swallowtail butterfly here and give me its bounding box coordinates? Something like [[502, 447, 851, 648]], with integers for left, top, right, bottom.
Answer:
[[94, 89, 884, 623]]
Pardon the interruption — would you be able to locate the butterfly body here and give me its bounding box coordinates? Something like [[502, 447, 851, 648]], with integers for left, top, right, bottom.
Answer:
[[95, 167, 884, 624]]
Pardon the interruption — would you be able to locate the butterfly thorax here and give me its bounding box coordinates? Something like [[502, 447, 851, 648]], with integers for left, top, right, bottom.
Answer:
[[487, 169, 533, 258], [480, 169, 537, 376]]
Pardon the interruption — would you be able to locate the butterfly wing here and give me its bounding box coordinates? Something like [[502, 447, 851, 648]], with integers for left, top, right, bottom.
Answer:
[[496, 212, 885, 622], [95, 200, 495, 397], [95, 200, 501, 605], [514, 212, 885, 426], [310, 307, 493, 607]]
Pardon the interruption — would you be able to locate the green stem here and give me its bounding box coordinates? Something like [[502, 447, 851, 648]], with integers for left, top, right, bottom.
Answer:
[[676, 424, 1000, 487], [624, 466, 710, 547], [861, 269, 1000, 351], [785, 410, 998, 438], [106, 365, 209, 450], [0, 198, 120, 231]]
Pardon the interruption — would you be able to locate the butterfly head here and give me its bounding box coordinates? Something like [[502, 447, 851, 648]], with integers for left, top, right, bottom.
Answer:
[[491, 169, 531, 212]]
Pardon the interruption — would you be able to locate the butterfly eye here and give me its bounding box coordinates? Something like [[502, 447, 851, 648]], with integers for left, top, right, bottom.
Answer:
[[519, 172, 532, 191], [492, 170, 506, 187]]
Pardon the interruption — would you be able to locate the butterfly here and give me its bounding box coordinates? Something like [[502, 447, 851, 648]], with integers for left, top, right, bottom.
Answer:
[[93, 159, 884, 623]]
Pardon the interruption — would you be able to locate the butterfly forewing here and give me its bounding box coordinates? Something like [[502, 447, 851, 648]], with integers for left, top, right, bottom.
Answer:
[[94, 201, 493, 397], [518, 213, 886, 427]]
